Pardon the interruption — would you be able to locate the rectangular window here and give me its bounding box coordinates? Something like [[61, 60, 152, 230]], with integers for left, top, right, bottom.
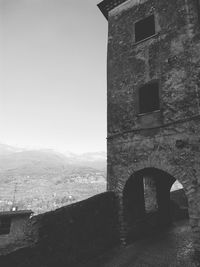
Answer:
[[139, 82, 160, 114], [135, 15, 155, 43], [0, 217, 11, 235]]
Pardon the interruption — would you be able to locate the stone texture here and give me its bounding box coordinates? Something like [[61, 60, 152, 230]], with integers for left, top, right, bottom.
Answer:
[[144, 176, 158, 213], [107, 0, 200, 251], [0, 192, 119, 267]]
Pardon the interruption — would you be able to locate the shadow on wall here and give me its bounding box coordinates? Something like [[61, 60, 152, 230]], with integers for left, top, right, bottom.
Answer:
[[0, 192, 119, 267], [170, 188, 189, 221], [124, 188, 189, 245], [123, 167, 189, 244]]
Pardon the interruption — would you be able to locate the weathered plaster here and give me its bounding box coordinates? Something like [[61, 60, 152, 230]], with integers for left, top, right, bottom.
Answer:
[[107, 0, 200, 250]]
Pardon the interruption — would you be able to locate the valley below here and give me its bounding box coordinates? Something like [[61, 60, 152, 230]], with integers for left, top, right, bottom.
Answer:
[[0, 144, 106, 214]]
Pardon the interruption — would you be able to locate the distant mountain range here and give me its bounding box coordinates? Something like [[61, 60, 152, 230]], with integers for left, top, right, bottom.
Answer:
[[0, 144, 106, 213], [0, 144, 106, 175]]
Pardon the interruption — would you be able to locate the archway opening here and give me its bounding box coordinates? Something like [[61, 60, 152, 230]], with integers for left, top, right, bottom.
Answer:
[[123, 168, 188, 242], [170, 180, 188, 221]]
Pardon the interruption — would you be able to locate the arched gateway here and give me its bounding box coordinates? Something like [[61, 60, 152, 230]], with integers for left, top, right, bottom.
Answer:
[[123, 168, 185, 242], [98, 0, 200, 253]]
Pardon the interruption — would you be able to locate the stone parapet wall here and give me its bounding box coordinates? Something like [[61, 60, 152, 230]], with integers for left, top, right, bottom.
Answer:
[[0, 192, 119, 267]]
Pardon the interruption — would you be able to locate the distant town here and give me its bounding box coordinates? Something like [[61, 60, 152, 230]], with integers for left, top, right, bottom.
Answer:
[[0, 143, 106, 214]]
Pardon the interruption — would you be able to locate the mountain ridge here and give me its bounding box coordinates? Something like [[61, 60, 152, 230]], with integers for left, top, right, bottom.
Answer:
[[0, 143, 106, 173]]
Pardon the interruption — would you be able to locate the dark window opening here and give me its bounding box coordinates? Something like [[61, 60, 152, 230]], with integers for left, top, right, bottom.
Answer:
[[139, 82, 160, 114], [135, 15, 155, 42], [0, 217, 11, 235]]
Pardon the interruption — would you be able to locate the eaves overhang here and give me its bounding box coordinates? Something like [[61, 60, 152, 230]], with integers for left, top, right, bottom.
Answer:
[[0, 210, 33, 217], [97, 0, 128, 19]]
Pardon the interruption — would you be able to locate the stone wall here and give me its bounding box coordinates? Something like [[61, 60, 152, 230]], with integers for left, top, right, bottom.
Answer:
[[106, 0, 200, 250], [0, 215, 31, 253], [107, 0, 200, 188], [170, 188, 189, 220], [0, 192, 119, 267], [143, 176, 158, 213]]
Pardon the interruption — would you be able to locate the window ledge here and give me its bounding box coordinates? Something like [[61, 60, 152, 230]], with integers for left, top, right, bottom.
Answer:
[[137, 109, 161, 117], [136, 109, 162, 128], [134, 33, 160, 46]]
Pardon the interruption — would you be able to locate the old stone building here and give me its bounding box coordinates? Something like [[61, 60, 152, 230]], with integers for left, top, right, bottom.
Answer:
[[0, 210, 32, 253], [98, 0, 200, 251]]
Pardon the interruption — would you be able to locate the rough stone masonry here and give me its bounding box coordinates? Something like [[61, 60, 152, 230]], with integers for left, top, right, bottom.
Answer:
[[98, 0, 200, 253]]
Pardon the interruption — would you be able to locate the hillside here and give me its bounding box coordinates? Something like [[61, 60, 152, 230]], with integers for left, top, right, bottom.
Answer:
[[0, 144, 106, 214]]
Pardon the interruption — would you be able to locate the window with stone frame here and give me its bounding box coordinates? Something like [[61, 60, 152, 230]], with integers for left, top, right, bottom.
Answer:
[[0, 217, 11, 235], [135, 14, 155, 42], [138, 81, 160, 114]]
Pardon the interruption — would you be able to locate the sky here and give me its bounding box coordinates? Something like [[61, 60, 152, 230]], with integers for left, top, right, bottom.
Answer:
[[0, 0, 107, 153]]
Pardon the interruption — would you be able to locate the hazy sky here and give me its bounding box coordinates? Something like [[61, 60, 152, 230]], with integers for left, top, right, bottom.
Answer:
[[0, 0, 107, 153]]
